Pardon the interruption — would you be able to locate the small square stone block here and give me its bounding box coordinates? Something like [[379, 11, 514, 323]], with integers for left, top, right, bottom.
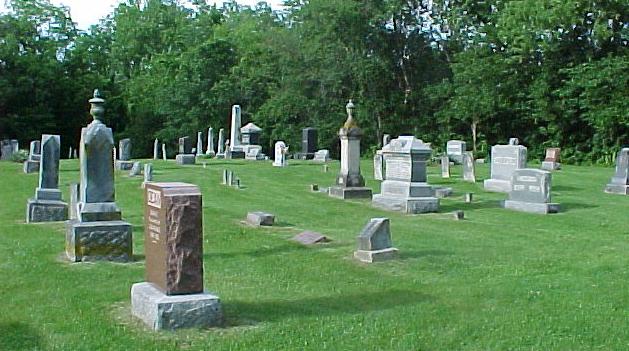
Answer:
[[434, 187, 453, 198], [115, 160, 134, 171], [246, 212, 275, 226], [175, 154, 196, 165], [66, 220, 132, 262], [310, 184, 319, 192], [26, 199, 68, 223], [354, 248, 398, 263], [131, 282, 223, 331], [453, 210, 464, 220]]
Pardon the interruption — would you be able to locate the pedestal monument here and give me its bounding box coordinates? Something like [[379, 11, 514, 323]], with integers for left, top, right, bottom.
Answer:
[[229, 105, 245, 159], [66, 90, 133, 262]]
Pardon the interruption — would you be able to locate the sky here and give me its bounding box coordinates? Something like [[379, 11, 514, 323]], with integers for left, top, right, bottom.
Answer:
[[1, 0, 285, 30]]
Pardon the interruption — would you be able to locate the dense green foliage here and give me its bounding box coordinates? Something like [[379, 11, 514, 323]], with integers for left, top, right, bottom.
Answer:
[[0, 0, 627, 162], [1, 159, 628, 350]]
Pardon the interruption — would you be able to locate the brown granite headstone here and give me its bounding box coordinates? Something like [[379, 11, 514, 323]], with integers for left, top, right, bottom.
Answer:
[[144, 182, 203, 295], [544, 148, 561, 163]]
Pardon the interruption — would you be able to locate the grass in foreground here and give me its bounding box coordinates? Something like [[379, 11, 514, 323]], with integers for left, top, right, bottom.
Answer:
[[0, 158, 628, 350]]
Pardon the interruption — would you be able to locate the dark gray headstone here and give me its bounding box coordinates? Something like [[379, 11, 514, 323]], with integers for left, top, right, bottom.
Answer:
[[178, 137, 193, 154], [26, 134, 67, 222], [502, 168, 560, 214], [302, 128, 317, 156], [129, 161, 142, 176], [246, 211, 275, 226], [119, 138, 131, 161], [357, 218, 392, 251], [29, 140, 41, 161]]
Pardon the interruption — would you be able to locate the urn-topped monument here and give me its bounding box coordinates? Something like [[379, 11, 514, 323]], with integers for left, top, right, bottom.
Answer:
[[328, 100, 372, 199], [66, 90, 133, 262]]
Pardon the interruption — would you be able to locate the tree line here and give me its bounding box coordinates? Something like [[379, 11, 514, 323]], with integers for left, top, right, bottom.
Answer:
[[1, 0, 626, 163]]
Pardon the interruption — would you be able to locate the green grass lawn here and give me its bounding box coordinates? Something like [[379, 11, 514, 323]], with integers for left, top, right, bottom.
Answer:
[[1, 158, 628, 350]]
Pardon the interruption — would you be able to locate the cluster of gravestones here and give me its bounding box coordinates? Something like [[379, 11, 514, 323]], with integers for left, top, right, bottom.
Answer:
[[13, 90, 628, 332]]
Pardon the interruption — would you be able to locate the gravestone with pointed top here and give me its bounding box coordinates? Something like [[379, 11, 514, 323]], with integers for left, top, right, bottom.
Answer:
[[354, 218, 398, 263], [23, 140, 41, 173], [604, 148, 629, 195], [196, 131, 204, 157], [228, 105, 245, 159], [26, 134, 68, 222], [205, 127, 215, 157], [328, 100, 372, 199], [215, 129, 225, 159], [372, 136, 439, 214], [66, 90, 132, 262]]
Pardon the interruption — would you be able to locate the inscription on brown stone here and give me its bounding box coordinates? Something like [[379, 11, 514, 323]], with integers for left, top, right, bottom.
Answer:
[[144, 182, 203, 295]]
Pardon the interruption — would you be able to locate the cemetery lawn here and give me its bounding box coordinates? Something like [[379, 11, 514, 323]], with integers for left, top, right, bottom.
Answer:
[[1, 159, 628, 351]]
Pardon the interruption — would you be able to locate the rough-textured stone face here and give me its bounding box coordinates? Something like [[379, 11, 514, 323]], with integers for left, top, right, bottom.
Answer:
[[118, 138, 131, 161], [80, 120, 115, 204], [0, 139, 14, 160], [144, 164, 153, 182], [66, 220, 132, 262], [462, 152, 476, 182], [145, 183, 203, 295], [26, 199, 68, 223], [357, 218, 392, 251], [38, 135, 61, 190], [509, 169, 552, 203]]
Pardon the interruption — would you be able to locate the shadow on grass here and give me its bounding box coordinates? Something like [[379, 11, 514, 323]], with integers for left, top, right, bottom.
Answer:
[[399, 249, 453, 260], [205, 243, 306, 260], [553, 184, 580, 192], [439, 200, 500, 212], [0, 322, 44, 351], [225, 289, 432, 323], [560, 202, 599, 212]]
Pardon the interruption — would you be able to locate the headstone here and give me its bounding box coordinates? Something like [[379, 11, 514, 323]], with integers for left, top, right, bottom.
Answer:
[[215, 128, 225, 158], [373, 151, 384, 181], [69, 183, 79, 220], [310, 184, 319, 191], [205, 127, 215, 157], [142, 163, 153, 188], [328, 100, 372, 200], [245, 146, 264, 160], [299, 127, 317, 160], [66, 90, 132, 262], [462, 151, 476, 182], [222, 169, 228, 185], [116, 138, 133, 170], [26, 134, 68, 222], [541, 148, 561, 171], [1, 139, 17, 160], [161, 143, 167, 161], [228, 105, 245, 159], [272, 141, 288, 167], [196, 131, 203, 157], [434, 187, 453, 198], [131, 182, 222, 330], [483, 140, 527, 192], [241, 123, 262, 146], [72, 148, 77, 159], [502, 168, 560, 214], [246, 211, 275, 226], [313, 149, 330, 163], [23, 140, 41, 173], [323, 164, 329, 172], [226, 170, 233, 186], [453, 210, 464, 220], [382, 134, 391, 147], [292, 231, 328, 245], [372, 136, 438, 213], [153, 139, 159, 160], [129, 161, 142, 176], [509, 138, 519, 145], [604, 148, 629, 195], [446, 140, 466, 164], [176, 136, 195, 165], [68, 147, 73, 159], [224, 140, 232, 159], [440, 155, 450, 178], [464, 193, 473, 203], [354, 218, 398, 263]]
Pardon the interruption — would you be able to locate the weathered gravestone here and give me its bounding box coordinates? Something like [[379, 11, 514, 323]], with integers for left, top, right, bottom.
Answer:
[[541, 148, 561, 171], [23, 140, 41, 173], [313, 149, 330, 163], [26, 135, 68, 222], [354, 218, 398, 263], [372, 136, 438, 214], [205, 127, 215, 157], [604, 148, 629, 195], [502, 169, 560, 214], [142, 164, 153, 188], [273, 141, 288, 167], [131, 182, 223, 330], [153, 139, 159, 160], [161, 143, 167, 161], [129, 161, 142, 177], [116, 138, 133, 170], [440, 155, 450, 178], [483, 141, 527, 192], [462, 151, 476, 183], [69, 183, 79, 220], [328, 100, 372, 200], [246, 211, 275, 226], [1, 139, 17, 160], [196, 131, 204, 157], [374, 150, 384, 181], [228, 105, 245, 159], [292, 231, 329, 245], [66, 90, 133, 262], [447, 140, 466, 164], [176, 136, 195, 165], [215, 128, 225, 159]]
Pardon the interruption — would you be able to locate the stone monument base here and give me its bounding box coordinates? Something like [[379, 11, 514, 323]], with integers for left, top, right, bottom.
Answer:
[[26, 199, 68, 223], [502, 200, 560, 214], [483, 179, 512, 193], [131, 282, 223, 331], [115, 160, 134, 171], [228, 151, 245, 159], [604, 183, 629, 195], [354, 248, 398, 263], [372, 195, 439, 214], [175, 154, 196, 165], [23, 160, 40, 174], [541, 161, 561, 171], [66, 219, 132, 262], [328, 186, 372, 200], [434, 187, 453, 198]]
